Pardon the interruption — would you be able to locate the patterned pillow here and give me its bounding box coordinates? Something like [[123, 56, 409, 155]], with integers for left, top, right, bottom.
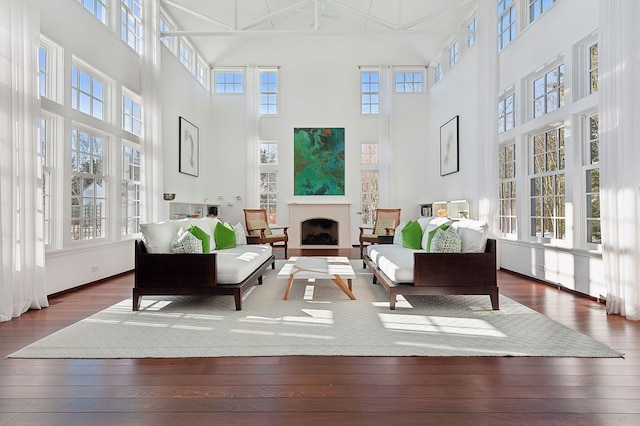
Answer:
[[171, 228, 203, 253], [375, 218, 397, 236], [233, 222, 247, 245], [430, 226, 462, 253], [249, 219, 271, 236]]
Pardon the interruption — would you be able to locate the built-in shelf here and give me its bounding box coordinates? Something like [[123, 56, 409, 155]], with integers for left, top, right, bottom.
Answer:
[[419, 200, 469, 219], [169, 202, 219, 219]]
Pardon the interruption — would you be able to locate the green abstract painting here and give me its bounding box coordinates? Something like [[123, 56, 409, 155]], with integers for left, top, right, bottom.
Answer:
[[294, 127, 345, 195]]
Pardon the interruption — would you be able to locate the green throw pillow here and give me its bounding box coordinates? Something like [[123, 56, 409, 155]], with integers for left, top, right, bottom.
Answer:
[[187, 225, 210, 253], [401, 220, 423, 249], [427, 224, 450, 252], [214, 221, 236, 250]]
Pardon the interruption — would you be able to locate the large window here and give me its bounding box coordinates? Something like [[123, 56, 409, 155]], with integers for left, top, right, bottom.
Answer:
[[71, 128, 107, 241], [395, 70, 423, 93], [361, 70, 379, 115], [260, 142, 278, 223], [529, 0, 557, 23], [588, 43, 599, 94], [122, 90, 142, 136], [77, 0, 107, 25], [214, 70, 244, 94], [71, 65, 105, 120], [533, 64, 564, 119], [529, 127, 565, 240], [121, 0, 142, 54], [499, 143, 517, 237], [259, 69, 279, 115], [498, 0, 516, 50], [122, 144, 141, 236], [360, 143, 379, 225], [498, 90, 515, 133], [40, 114, 56, 247], [584, 114, 600, 245]]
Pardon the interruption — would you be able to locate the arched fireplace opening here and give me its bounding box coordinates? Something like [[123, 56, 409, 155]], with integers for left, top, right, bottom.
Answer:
[[301, 218, 338, 246]]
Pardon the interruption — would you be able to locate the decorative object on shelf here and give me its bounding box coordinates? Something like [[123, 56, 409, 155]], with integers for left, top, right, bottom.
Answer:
[[420, 204, 433, 217], [293, 127, 345, 195], [163, 193, 176, 201], [440, 115, 459, 176], [179, 116, 199, 177]]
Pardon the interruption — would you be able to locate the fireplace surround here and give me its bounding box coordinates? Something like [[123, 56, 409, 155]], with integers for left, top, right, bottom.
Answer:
[[288, 203, 351, 249]]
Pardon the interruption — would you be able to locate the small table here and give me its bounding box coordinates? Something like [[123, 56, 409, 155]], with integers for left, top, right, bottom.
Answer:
[[277, 256, 356, 300]]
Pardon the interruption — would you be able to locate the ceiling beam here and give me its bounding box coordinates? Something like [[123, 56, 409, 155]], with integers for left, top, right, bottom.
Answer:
[[241, 0, 312, 31], [326, 0, 397, 30], [161, 0, 234, 30]]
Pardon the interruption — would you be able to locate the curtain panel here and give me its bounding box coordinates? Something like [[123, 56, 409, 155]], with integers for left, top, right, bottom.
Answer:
[[0, 0, 49, 322], [599, 0, 640, 320]]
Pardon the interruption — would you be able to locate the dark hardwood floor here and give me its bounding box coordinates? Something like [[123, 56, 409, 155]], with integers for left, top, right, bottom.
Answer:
[[1, 246, 639, 425]]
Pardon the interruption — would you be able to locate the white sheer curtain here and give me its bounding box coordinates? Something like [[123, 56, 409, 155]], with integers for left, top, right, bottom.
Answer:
[[0, 0, 49, 322], [245, 65, 260, 207], [599, 0, 640, 320], [377, 64, 393, 206], [475, 0, 499, 238], [141, 0, 164, 222]]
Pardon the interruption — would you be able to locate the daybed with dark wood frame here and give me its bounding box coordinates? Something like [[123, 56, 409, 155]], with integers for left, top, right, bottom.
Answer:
[[133, 237, 275, 311], [364, 237, 499, 310]]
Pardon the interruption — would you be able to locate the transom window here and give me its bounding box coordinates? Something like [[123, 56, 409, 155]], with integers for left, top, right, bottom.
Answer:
[[196, 58, 209, 89], [38, 46, 48, 98], [121, 144, 141, 236], [71, 128, 107, 241], [121, 0, 142, 54], [449, 42, 459, 68], [179, 40, 192, 71], [498, 0, 516, 50], [468, 17, 477, 47], [159, 15, 174, 50], [122, 91, 142, 136], [77, 0, 107, 25], [584, 114, 600, 244], [529, 127, 565, 240], [361, 71, 379, 115], [529, 0, 557, 23], [533, 64, 564, 119], [433, 63, 443, 84], [395, 71, 423, 93], [259, 69, 278, 115], [499, 143, 517, 237], [498, 91, 515, 133], [215, 70, 244, 94], [71, 65, 105, 120]]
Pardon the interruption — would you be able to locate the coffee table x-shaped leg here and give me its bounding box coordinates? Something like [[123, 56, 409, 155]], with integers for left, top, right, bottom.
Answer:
[[283, 264, 356, 301]]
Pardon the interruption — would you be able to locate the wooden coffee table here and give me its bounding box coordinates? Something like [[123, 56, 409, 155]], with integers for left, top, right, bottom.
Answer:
[[277, 256, 356, 300]]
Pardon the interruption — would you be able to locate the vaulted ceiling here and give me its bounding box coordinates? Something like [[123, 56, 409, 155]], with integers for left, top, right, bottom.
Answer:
[[160, 0, 477, 64]]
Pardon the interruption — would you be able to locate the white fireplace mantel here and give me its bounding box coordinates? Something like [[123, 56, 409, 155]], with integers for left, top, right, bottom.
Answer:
[[288, 203, 351, 249]]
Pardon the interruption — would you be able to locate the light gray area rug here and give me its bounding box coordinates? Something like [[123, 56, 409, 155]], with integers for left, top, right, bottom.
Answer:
[[9, 261, 623, 358]]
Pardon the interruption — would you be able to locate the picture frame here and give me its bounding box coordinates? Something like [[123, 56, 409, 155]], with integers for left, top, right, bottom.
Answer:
[[440, 115, 459, 176], [179, 116, 199, 177]]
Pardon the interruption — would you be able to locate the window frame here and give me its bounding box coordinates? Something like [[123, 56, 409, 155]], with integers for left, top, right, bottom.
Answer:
[[122, 89, 142, 137], [259, 68, 279, 116], [448, 41, 459, 68], [196, 57, 210, 90], [394, 69, 424, 94], [467, 16, 477, 47], [121, 0, 142, 54], [529, 0, 558, 23], [498, 142, 517, 239], [71, 60, 109, 122], [528, 126, 566, 242], [498, 89, 516, 133], [360, 69, 379, 115], [179, 38, 194, 72], [498, 0, 516, 51], [70, 124, 109, 243], [76, 0, 108, 25], [532, 63, 565, 119], [588, 42, 599, 95], [121, 142, 141, 237], [582, 112, 600, 248], [213, 68, 245, 94]]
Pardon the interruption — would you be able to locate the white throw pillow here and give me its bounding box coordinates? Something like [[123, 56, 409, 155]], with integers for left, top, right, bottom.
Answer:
[[430, 226, 462, 253], [421, 217, 452, 250], [139, 220, 179, 253], [171, 228, 203, 253], [393, 221, 408, 245], [233, 222, 248, 245], [452, 218, 489, 253]]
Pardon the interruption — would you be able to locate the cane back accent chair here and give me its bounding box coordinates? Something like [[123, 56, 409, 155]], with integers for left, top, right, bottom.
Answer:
[[359, 208, 401, 259], [244, 209, 289, 258]]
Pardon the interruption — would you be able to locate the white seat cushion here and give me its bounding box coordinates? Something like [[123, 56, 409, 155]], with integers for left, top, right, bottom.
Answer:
[[367, 243, 422, 283], [213, 244, 273, 284]]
